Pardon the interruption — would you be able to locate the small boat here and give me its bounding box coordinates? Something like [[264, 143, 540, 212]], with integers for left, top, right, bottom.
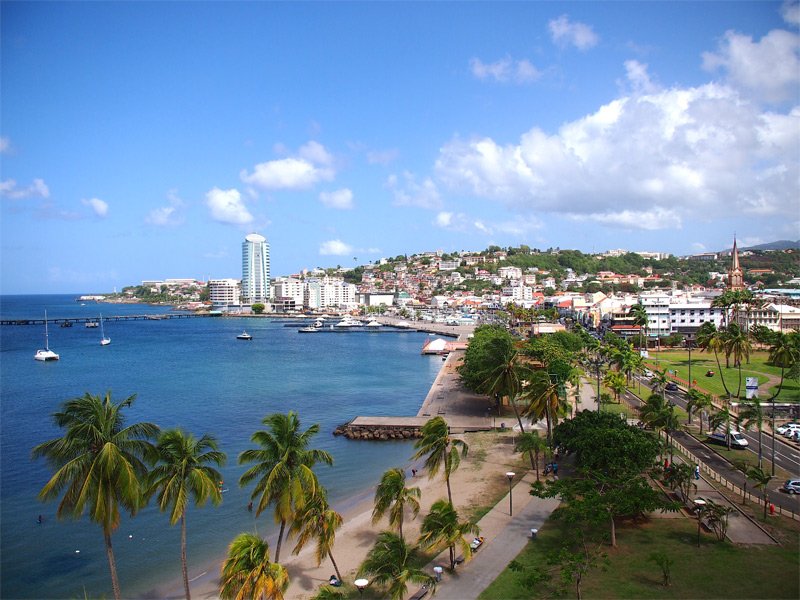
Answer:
[[34, 311, 60, 361], [85, 321, 99, 328], [60, 321, 73, 328], [299, 325, 320, 333], [366, 320, 382, 328], [236, 331, 252, 340], [100, 314, 110, 346]]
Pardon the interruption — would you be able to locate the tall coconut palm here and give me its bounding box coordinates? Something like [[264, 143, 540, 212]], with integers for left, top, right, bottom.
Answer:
[[412, 416, 468, 505], [358, 531, 436, 600], [629, 303, 649, 351], [738, 398, 766, 469], [746, 466, 773, 521], [290, 488, 344, 582], [220, 533, 289, 600], [649, 369, 669, 396], [148, 429, 226, 600], [520, 370, 568, 449], [238, 411, 333, 562], [514, 431, 548, 479], [418, 500, 480, 571], [372, 468, 421, 542], [603, 371, 627, 404], [483, 345, 531, 433], [724, 323, 752, 396], [766, 332, 800, 475], [685, 389, 714, 434], [32, 392, 158, 600]]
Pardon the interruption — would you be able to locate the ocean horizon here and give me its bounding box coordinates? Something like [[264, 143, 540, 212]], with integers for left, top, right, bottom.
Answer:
[[0, 294, 443, 599]]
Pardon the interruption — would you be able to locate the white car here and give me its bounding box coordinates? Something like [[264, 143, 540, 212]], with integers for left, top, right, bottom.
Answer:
[[777, 423, 800, 436]]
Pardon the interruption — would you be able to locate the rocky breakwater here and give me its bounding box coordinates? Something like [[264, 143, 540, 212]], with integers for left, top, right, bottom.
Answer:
[[333, 422, 422, 441]]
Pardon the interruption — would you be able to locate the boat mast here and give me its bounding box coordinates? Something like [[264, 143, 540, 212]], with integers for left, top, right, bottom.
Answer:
[[44, 310, 50, 350]]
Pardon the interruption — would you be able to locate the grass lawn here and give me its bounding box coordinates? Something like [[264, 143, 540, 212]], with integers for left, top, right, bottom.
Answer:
[[647, 350, 799, 401], [480, 514, 800, 599]]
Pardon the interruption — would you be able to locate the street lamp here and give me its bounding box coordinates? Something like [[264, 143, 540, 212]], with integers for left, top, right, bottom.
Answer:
[[686, 337, 694, 389], [587, 356, 604, 412], [354, 578, 369, 596], [506, 471, 515, 516]]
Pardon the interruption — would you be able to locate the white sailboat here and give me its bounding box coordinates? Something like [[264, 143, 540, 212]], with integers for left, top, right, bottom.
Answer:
[[34, 310, 60, 361], [100, 314, 111, 346]]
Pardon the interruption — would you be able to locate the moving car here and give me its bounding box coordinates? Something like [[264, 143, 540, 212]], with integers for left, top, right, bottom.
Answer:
[[782, 480, 800, 495], [707, 429, 749, 448], [665, 382, 679, 392]]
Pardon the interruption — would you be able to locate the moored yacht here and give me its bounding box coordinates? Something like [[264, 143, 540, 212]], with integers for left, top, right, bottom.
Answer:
[[34, 311, 59, 361]]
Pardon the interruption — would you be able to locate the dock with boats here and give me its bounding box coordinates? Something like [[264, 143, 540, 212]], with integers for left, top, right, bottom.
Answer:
[[0, 313, 214, 326]]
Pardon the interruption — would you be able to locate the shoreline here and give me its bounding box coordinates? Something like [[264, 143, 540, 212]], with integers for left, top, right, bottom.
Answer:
[[149, 330, 488, 600]]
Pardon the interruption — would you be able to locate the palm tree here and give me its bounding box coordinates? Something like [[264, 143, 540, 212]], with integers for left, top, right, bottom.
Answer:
[[520, 370, 569, 449], [238, 411, 333, 562], [603, 370, 627, 403], [220, 533, 289, 600], [358, 531, 436, 600], [685, 389, 714, 434], [629, 303, 649, 351], [418, 500, 480, 571], [737, 398, 766, 469], [290, 489, 344, 582], [766, 332, 800, 474], [372, 468, 421, 542], [663, 462, 696, 503], [724, 323, 752, 396], [747, 466, 773, 520], [412, 416, 468, 505], [148, 429, 226, 600], [649, 369, 669, 396], [639, 393, 668, 458], [483, 345, 531, 433], [514, 431, 548, 479], [31, 392, 158, 600]]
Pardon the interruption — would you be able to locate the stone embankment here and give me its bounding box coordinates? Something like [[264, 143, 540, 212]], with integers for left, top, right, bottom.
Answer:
[[333, 422, 422, 441]]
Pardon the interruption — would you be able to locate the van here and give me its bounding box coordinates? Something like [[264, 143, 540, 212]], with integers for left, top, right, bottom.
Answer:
[[708, 429, 749, 448]]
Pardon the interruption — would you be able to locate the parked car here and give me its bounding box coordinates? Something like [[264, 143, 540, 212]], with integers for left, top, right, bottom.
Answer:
[[782, 480, 800, 495], [644, 369, 655, 378], [665, 382, 679, 392], [707, 429, 749, 448], [776, 423, 800, 435], [786, 429, 800, 442]]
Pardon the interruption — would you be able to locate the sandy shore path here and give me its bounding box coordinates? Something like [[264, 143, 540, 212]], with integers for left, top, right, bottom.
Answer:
[[182, 429, 528, 600]]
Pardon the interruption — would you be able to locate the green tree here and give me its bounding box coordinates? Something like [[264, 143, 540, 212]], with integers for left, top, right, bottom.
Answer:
[[220, 533, 288, 600], [737, 398, 766, 469], [238, 411, 333, 562], [629, 304, 649, 350], [521, 370, 569, 448], [418, 500, 479, 570], [766, 332, 800, 474], [663, 462, 696, 503], [358, 531, 436, 600], [252, 303, 266, 314], [372, 468, 421, 542], [412, 416, 468, 505], [290, 489, 344, 582], [603, 370, 627, 403], [514, 431, 548, 479], [148, 429, 226, 600], [32, 392, 158, 600], [747, 466, 773, 520], [685, 389, 714, 433]]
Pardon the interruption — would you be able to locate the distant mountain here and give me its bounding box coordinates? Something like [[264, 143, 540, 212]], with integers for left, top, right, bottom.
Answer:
[[741, 240, 800, 251]]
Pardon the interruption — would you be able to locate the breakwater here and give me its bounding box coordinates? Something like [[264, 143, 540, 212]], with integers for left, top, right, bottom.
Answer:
[[333, 420, 424, 440]]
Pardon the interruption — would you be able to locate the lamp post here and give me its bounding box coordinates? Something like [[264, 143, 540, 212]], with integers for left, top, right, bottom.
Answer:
[[354, 578, 369, 596], [506, 471, 515, 516], [687, 338, 694, 389], [587, 356, 604, 411]]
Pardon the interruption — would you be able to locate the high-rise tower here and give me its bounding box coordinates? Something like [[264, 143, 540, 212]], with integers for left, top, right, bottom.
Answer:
[[241, 233, 270, 304], [728, 236, 744, 291]]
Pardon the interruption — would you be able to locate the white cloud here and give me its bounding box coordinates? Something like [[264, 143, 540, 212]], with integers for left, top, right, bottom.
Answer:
[[623, 60, 658, 95], [702, 28, 800, 103], [240, 141, 335, 190], [81, 197, 108, 217], [0, 137, 10, 154], [366, 148, 399, 165], [469, 56, 541, 84], [548, 15, 599, 50], [319, 239, 353, 255], [387, 171, 442, 209], [146, 190, 185, 226], [435, 81, 800, 226], [0, 178, 50, 200], [319, 188, 354, 210], [206, 187, 253, 225], [782, 0, 800, 26]]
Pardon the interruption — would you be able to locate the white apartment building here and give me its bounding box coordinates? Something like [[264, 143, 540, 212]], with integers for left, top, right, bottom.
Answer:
[[241, 233, 270, 304], [272, 277, 304, 307], [738, 303, 800, 332], [500, 284, 534, 305], [305, 277, 358, 310], [638, 293, 724, 337], [208, 279, 241, 306], [498, 266, 523, 280]]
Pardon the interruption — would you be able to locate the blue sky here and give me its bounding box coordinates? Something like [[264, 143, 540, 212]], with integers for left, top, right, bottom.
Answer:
[[2, 1, 798, 294]]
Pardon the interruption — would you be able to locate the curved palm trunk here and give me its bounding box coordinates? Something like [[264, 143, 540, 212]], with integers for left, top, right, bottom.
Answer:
[[610, 513, 617, 548], [508, 395, 526, 434], [274, 519, 287, 563], [449, 544, 456, 570], [181, 512, 191, 600], [757, 426, 763, 470], [104, 530, 122, 600], [329, 552, 343, 582], [534, 450, 540, 480], [398, 513, 404, 543], [445, 471, 453, 506], [544, 409, 553, 450]]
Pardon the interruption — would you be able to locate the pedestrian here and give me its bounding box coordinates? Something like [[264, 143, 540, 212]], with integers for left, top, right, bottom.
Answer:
[[552, 462, 558, 476], [694, 464, 700, 480], [664, 458, 670, 470]]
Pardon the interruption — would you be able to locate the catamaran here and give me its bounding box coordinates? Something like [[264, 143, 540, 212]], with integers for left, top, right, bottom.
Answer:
[[34, 310, 60, 361]]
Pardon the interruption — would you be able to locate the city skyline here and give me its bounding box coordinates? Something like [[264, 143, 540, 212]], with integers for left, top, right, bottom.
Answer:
[[2, 2, 798, 294]]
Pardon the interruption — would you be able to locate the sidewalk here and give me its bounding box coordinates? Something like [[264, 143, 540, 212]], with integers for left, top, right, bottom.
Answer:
[[419, 472, 560, 600]]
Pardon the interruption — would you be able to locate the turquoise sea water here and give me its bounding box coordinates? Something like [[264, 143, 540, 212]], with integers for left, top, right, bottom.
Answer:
[[0, 295, 441, 599]]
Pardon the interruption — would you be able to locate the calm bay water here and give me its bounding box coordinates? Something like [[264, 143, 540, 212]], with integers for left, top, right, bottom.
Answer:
[[0, 295, 442, 599]]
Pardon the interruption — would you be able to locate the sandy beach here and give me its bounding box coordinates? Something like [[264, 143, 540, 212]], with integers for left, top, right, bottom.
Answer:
[[178, 428, 526, 600]]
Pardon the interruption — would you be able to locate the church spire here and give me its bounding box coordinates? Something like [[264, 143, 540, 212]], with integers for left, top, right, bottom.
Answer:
[[728, 235, 744, 290]]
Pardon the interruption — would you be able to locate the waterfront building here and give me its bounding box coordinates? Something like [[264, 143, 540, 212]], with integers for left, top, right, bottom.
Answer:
[[209, 278, 241, 306], [241, 233, 270, 304], [272, 277, 304, 307], [304, 276, 357, 310]]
